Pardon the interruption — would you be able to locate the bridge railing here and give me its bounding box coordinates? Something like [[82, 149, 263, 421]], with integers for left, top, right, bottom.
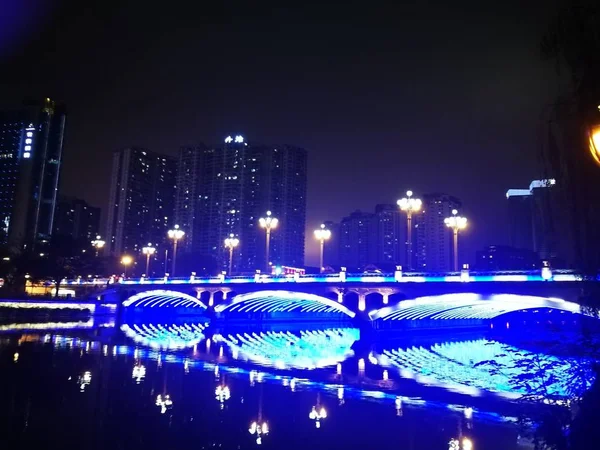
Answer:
[[60, 268, 587, 286]]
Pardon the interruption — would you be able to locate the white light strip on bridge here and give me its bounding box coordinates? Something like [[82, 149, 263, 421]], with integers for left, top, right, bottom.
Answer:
[[0, 301, 96, 312]]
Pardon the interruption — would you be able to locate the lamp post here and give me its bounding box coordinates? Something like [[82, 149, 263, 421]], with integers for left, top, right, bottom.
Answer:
[[142, 244, 156, 276], [589, 121, 600, 167], [167, 225, 185, 276], [224, 234, 240, 276], [259, 211, 278, 271], [444, 209, 468, 272], [314, 224, 331, 273], [91, 235, 105, 257], [121, 255, 133, 278], [397, 190, 422, 271]]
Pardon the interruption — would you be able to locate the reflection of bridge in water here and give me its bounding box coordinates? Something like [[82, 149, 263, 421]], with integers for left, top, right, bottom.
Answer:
[[375, 338, 588, 399]]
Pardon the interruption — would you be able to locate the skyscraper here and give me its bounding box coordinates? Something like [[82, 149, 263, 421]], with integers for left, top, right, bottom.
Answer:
[[506, 179, 566, 264], [105, 148, 176, 255], [0, 98, 66, 248], [174, 145, 205, 254], [53, 197, 101, 242], [175, 135, 307, 272], [374, 204, 405, 267], [322, 220, 340, 268], [415, 193, 461, 271], [339, 210, 376, 270]]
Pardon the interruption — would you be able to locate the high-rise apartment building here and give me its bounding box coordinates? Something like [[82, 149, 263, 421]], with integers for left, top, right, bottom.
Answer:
[[105, 148, 176, 255], [322, 220, 340, 268], [374, 204, 405, 267], [415, 193, 461, 271], [506, 179, 566, 264], [175, 136, 307, 272], [0, 98, 66, 248], [339, 211, 376, 270], [174, 145, 205, 254], [54, 197, 100, 242]]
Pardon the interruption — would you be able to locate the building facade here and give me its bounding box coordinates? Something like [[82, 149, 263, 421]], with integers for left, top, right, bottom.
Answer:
[[174, 145, 205, 254], [175, 136, 307, 272], [374, 204, 405, 268], [322, 220, 340, 269], [53, 197, 100, 242], [506, 179, 566, 265], [475, 245, 539, 271], [415, 193, 461, 271], [105, 147, 176, 255], [339, 211, 376, 270], [0, 98, 66, 248]]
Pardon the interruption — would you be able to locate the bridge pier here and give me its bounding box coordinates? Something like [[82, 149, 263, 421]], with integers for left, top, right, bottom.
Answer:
[[358, 293, 366, 312]]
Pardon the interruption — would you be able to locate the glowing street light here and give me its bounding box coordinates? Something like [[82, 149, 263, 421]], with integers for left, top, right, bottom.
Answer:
[[397, 190, 422, 271], [259, 211, 278, 271], [142, 244, 156, 276], [249, 421, 269, 445], [91, 235, 105, 257], [121, 255, 133, 278], [444, 209, 468, 272], [224, 234, 240, 276], [589, 123, 600, 167], [314, 224, 331, 273], [167, 225, 185, 276]]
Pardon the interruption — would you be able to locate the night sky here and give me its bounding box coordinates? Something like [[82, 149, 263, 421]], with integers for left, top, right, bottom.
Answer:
[[0, 0, 562, 265]]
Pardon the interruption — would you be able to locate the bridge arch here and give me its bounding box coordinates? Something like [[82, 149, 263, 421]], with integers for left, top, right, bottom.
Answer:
[[123, 289, 208, 309], [214, 290, 356, 318], [369, 293, 586, 321]]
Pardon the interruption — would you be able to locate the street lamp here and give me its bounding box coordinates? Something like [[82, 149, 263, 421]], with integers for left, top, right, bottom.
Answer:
[[121, 255, 133, 278], [91, 235, 105, 257], [589, 123, 600, 167], [167, 225, 185, 276], [259, 211, 278, 271], [397, 190, 422, 271], [444, 209, 467, 272], [314, 224, 331, 272], [224, 234, 240, 276], [142, 244, 156, 276]]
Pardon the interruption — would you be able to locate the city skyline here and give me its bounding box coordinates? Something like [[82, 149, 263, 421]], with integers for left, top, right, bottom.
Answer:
[[0, 0, 564, 266]]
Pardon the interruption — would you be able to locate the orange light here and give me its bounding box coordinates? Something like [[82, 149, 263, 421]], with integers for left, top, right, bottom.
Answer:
[[589, 125, 600, 166]]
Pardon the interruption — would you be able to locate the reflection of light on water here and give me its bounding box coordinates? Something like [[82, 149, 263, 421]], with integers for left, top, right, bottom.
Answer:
[[13, 352, 18, 363], [395, 396, 402, 416], [120, 323, 208, 350], [79, 371, 92, 391], [215, 385, 230, 408], [358, 358, 365, 375], [249, 421, 269, 445], [378, 339, 584, 398], [214, 328, 359, 370], [132, 365, 146, 383], [156, 394, 173, 414], [309, 406, 327, 428]]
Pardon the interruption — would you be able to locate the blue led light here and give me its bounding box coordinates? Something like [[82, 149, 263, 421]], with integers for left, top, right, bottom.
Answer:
[[215, 328, 360, 369], [369, 293, 584, 321], [377, 339, 592, 398], [121, 322, 209, 349], [215, 290, 356, 318], [122, 289, 208, 309]]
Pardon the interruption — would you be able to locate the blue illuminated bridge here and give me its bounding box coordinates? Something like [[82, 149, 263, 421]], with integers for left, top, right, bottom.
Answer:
[[55, 268, 600, 326]]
